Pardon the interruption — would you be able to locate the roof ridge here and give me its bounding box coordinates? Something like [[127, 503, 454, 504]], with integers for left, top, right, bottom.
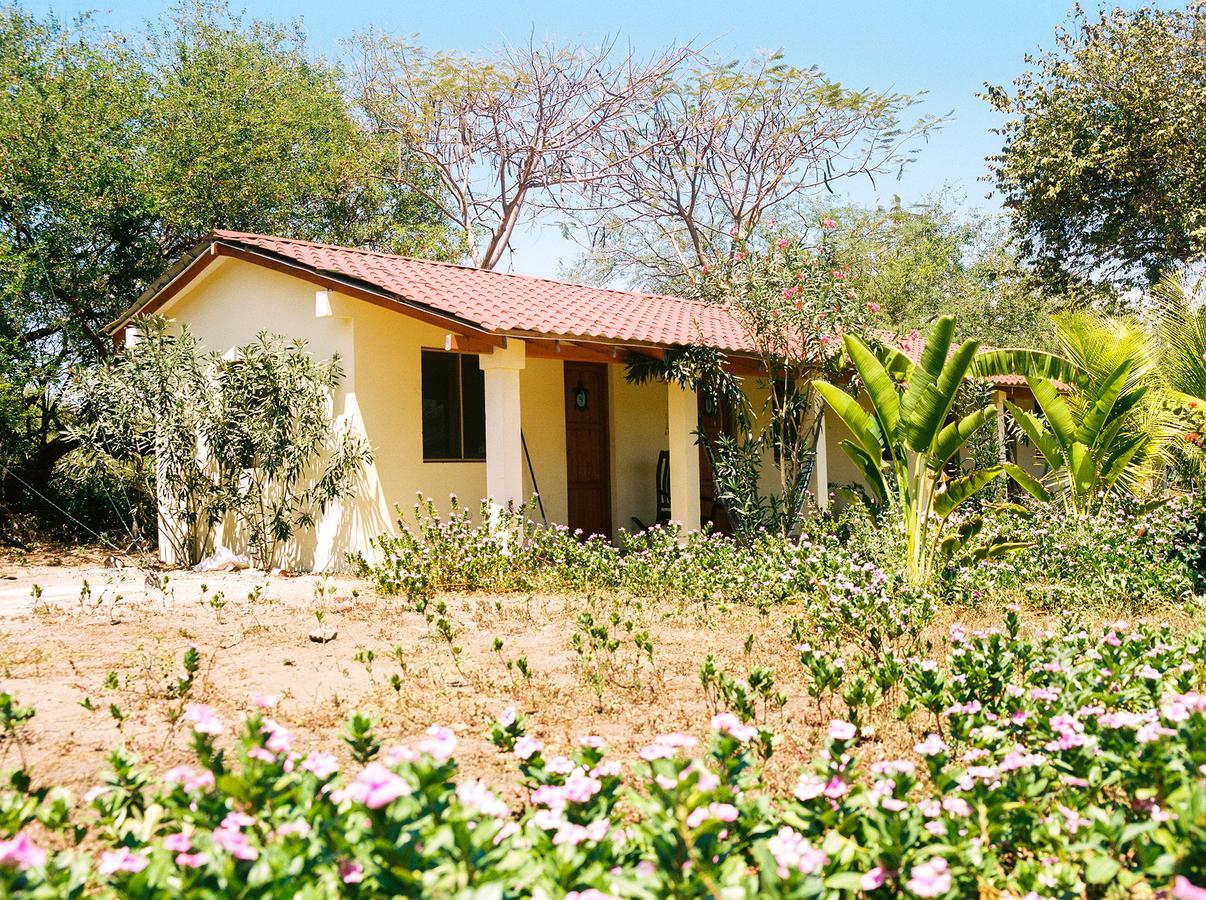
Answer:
[[211, 229, 713, 310]]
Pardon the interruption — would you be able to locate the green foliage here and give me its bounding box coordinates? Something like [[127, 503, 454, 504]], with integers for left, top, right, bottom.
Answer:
[[0, 612, 1203, 896], [985, 5, 1206, 291], [0, 3, 450, 539], [675, 223, 879, 536], [1007, 313, 1169, 514], [72, 316, 371, 568], [205, 333, 372, 569], [807, 198, 1059, 350], [814, 316, 1043, 583]]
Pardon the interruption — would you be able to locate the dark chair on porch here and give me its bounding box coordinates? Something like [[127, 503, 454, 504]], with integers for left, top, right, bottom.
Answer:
[[632, 451, 722, 533]]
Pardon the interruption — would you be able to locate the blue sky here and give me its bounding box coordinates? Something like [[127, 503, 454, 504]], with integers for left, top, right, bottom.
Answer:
[[25, 0, 1171, 276]]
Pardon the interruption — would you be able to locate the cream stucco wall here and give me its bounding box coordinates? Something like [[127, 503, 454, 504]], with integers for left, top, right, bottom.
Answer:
[[609, 368, 668, 534], [157, 258, 576, 570]]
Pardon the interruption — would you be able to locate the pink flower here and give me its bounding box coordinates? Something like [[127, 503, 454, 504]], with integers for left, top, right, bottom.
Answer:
[[499, 706, 517, 727], [777, 238, 790, 249], [301, 751, 340, 779], [862, 867, 886, 890], [340, 860, 365, 884], [821, 218, 837, 230], [164, 765, 215, 793], [419, 725, 457, 762], [866, 301, 881, 313], [827, 720, 857, 742], [250, 692, 277, 709], [907, 857, 952, 897], [175, 852, 208, 869], [99, 847, 149, 875], [514, 736, 544, 760], [163, 832, 192, 853], [711, 712, 758, 743], [766, 826, 827, 877], [336, 763, 412, 810], [794, 773, 825, 801], [212, 825, 257, 860], [1174, 876, 1206, 899], [0, 832, 46, 870], [183, 703, 224, 736]]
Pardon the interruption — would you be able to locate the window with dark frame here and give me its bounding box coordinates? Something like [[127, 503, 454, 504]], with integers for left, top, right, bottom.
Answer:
[[421, 350, 487, 461]]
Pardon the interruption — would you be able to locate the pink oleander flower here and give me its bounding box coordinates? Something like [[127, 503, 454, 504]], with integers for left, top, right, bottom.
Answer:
[[0, 832, 46, 870], [907, 857, 952, 897], [766, 826, 828, 877], [301, 751, 340, 779], [340, 860, 365, 884], [776, 238, 790, 250], [827, 720, 857, 742], [337, 763, 412, 810], [183, 703, 224, 735], [514, 736, 544, 760], [821, 218, 837, 229], [711, 712, 758, 743], [419, 725, 457, 762], [99, 847, 149, 875]]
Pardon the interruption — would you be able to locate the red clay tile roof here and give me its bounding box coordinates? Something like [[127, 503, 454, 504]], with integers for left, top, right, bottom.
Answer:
[[128, 231, 1034, 393], [211, 230, 755, 353]]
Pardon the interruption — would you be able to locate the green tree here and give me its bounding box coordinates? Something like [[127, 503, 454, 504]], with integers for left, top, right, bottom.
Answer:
[[0, 4, 449, 534], [985, 4, 1206, 291]]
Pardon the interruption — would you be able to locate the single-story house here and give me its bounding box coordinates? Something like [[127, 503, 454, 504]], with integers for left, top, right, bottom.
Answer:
[[108, 230, 1043, 571]]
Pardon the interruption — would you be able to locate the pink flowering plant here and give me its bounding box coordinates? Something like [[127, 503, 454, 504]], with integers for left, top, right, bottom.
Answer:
[[0, 604, 1202, 897]]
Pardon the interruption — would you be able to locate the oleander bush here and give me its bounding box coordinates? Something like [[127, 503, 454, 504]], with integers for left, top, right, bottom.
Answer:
[[0, 614, 1202, 897]]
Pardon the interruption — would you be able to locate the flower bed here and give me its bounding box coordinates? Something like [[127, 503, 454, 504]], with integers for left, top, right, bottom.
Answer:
[[1, 614, 1202, 897]]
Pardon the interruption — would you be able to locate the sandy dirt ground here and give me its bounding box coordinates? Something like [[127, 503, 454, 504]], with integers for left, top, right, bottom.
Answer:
[[0, 548, 1196, 801]]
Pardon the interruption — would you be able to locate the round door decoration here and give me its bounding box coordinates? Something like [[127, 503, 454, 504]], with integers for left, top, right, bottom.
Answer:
[[573, 380, 590, 410]]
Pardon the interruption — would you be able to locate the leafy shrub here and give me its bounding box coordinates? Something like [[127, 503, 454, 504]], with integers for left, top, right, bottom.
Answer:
[[0, 614, 1202, 896], [949, 494, 1205, 607]]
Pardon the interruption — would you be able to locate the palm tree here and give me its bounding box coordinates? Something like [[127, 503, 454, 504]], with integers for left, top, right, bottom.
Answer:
[[1151, 272, 1206, 485], [1006, 312, 1171, 514]]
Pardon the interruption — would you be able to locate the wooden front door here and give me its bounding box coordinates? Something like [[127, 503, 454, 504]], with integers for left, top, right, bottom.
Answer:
[[698, 392, 732, 533], [564, 362, 612, 538]]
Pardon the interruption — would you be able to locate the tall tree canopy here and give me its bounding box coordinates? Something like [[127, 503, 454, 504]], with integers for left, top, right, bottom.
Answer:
[[985, 4, 1206, 292], [0, 3, 451, 521]]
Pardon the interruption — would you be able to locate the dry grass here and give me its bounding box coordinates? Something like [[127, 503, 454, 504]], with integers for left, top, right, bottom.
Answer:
[[0, 552, 1199, 800]]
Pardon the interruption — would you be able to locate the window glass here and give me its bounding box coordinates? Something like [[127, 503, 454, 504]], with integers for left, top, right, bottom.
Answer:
[[421, 351, 460, 459], [460, 355, 487, 460]]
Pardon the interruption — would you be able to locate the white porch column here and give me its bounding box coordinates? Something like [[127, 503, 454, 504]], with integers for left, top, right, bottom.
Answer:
[[479, 339, 526, 515], [667, 383, 701, 532], [813, 398, 829, 512]]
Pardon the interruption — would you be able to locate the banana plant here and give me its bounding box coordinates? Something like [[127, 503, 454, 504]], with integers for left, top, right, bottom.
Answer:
[[814, 316, 1048, 583]]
